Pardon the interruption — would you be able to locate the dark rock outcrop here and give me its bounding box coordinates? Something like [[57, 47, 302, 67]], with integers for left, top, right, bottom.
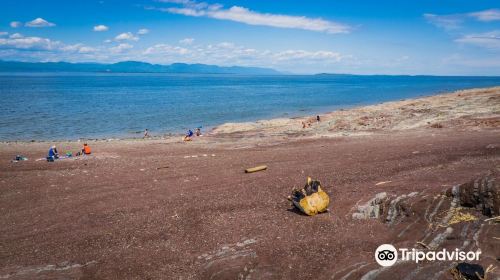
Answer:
[[450, 172, 499, 217]]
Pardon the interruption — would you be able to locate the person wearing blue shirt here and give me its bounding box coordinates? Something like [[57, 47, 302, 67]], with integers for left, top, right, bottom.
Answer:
[[183, 129, 194, 141], [47, 145, 59, 161]]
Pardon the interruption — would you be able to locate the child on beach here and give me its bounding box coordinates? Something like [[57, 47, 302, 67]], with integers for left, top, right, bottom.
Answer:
[[143, 129, 150, 139], [76, 143, 92, 156], [82, 143, 91, 155]]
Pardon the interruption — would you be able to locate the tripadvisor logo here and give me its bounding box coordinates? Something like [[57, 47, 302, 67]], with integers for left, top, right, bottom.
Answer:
[[375, 244, 398, 267], [374, 244, 481, 267]]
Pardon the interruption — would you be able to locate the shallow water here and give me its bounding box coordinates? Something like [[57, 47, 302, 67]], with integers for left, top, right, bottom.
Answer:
[[0, 73, 499, 140]]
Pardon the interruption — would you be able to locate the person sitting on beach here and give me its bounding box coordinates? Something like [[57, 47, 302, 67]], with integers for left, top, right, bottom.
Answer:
[[195, 127, 202, 136], [81, 143, 91, 155], [183, 129, 194, 141], [143, 128, 150, 139], [47, 145, 59, 161]]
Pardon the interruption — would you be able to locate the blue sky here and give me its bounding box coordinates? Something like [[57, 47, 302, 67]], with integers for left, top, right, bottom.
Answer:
[[0, 0, 499, 75]]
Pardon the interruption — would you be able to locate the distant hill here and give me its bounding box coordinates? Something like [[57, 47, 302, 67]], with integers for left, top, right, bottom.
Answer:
[[0, 60, 282, 75]]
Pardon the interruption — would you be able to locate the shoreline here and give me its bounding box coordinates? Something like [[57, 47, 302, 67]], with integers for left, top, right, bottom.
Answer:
[[1, 85, 499, 144], [211, 86, 500, 138]]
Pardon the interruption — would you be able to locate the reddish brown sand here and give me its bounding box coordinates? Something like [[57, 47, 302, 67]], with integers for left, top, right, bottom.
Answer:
[[0, 88, 499, 279]]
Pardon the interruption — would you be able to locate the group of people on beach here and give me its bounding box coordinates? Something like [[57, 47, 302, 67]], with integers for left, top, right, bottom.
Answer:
[[302, 115, 321, 129], [183, 127, 202, 141], [45, 124, 203, 162], [47, 143, 91, 162], [46, 115, 314, 161], [142, 127, 203, 141]]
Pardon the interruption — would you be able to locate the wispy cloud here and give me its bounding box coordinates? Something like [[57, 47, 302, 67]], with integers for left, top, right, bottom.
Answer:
[[25, 18, 56, 28], [0, 33, 97, 56], [179, 37, 194, 45], [455, 30, 500, 50], [114, 32, 139, 41], [155, 0, 351, 34], [137, 28, 149, 35], [93, 25, 109, 32], [0, 32, 360, 73], [10, 21, 22, 28], [0, 34, 59, 50], [141, 40, 350, 68], [424, 13, 462, 30], [9, 33, 23, 39], [109, 43, 134, 53], [273, 50, 343, 62], [61, 44, 97, 53], [468, 9, 500, 22], [144, 44, 189, 55], [424, 9, 500, 30]]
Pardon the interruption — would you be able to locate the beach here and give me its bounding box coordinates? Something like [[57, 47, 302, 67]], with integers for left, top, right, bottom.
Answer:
[[1, 87, 499, 279]]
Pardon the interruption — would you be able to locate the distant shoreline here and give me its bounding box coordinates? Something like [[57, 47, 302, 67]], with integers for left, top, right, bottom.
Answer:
[[1, 71, 500, 78], [0, 60, 282, 75]]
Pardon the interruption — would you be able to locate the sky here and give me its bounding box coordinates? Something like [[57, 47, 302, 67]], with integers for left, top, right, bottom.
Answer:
[[0, 0, 499, 75]]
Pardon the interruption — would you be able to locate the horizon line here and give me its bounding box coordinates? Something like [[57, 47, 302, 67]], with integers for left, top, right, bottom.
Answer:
[[1, 59, 500, 77]]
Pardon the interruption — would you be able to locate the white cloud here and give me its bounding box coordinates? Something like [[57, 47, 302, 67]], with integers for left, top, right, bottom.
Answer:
[[0, 33, 98, 56], [468, 9, 500, 22], [0, 30, 353, 73], [158, 0, 194, 4], [25, 18, 56, 28], [10, 21, 22, 28], [109, 43, 134, 53], [144, 44, 189, 55], [423, 13, 462, 30], [93, 25, 109, 32], [455, 30, 500, 50], [9, 33, 23, 39], [61, 44, 97, 54], [273, 50, 343, 62], [78, 46, 97, 53], [425, 9, 500, 30], [179, 38, 195, 45], [138, 40, 351, 70], [114, 32, 139, 41], [0, 36, 60, 51], [158, 1, 351, 34], [137, 28, 149, 35]]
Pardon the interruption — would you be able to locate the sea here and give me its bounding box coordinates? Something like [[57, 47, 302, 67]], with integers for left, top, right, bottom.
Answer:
[[0, 72, 499, 141]]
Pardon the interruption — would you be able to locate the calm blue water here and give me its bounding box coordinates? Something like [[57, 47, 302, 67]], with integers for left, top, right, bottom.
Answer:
[[0, 73, 499, 141]]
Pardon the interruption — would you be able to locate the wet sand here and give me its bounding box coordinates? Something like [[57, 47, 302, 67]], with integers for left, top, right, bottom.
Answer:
[[0, 87, 499, 279]]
